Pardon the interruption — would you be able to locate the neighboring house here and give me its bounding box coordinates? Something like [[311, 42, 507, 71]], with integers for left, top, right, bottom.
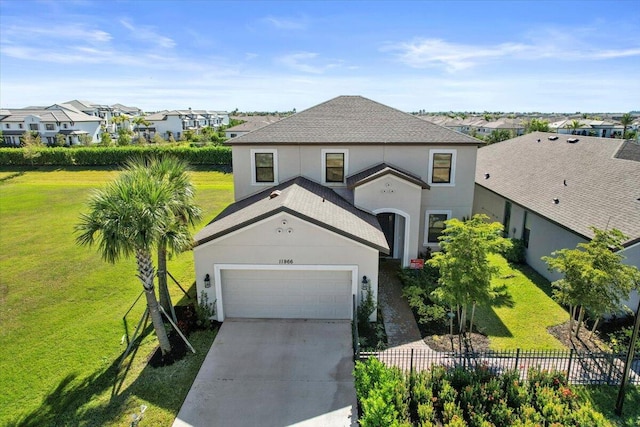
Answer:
[[224, 115, 282, 138], [193, 96, 480, 321], [0, 106, 103, 145], [549, 119, 622, 138], [144, 109, 230, 140], [473, 132, 640, 313]]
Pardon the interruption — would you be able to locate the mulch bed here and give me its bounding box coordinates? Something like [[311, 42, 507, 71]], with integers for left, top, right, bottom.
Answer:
[[547, 320, 609, 352], [147, 304, 220, 368]]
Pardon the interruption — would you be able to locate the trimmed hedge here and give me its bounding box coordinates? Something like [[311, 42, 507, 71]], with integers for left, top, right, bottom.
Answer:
[[0, 145, 232, 166]]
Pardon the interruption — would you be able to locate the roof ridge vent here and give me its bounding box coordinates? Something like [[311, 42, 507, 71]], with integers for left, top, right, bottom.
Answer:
[[548, 135, 559, 141], [269, 190, 281, 199], [567, 138, 579, 143]]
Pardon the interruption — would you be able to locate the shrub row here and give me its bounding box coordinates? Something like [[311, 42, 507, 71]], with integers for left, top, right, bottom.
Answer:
[[0, 146, 232, 166], [354, 357, 609, 426]]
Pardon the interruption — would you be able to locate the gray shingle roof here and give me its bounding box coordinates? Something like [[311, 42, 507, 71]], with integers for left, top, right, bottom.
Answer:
[[228, 96, 480, 145], [347, 163, 430, 189], [476, 132, 640, 246], [194, 176, 390, 252]]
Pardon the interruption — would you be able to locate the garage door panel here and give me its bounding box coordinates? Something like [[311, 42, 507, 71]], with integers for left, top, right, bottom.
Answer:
[[221, 269, 352, 319]]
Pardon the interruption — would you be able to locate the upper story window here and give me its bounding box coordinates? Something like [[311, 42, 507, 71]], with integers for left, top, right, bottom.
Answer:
[[29, 123, 38, 131], [424, 210, 451, 245], [4, 124, 9, 129], [251, 149, 278, 185], [19, 124, 23, 129], [45, 124, 55, 131], [428, 149, 456, 186], [322, 149, 348, 185], [63, 124, 68, 129]]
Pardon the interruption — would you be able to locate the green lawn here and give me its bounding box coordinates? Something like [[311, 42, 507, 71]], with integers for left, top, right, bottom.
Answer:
[[0, 166, 234, 425], [474, 253, 569, 350], [577, 386, 640, 427]]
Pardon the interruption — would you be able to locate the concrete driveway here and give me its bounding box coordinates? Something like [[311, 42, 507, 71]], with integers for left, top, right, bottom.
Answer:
[[173, 319, 358, 427]]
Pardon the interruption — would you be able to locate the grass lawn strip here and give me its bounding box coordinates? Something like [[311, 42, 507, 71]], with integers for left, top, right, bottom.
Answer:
[[0, 167, 233, 425], [474, 253, 568, 350]]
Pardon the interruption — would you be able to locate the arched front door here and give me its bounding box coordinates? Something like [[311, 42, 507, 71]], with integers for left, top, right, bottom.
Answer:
[[374, 209, 409, 266]]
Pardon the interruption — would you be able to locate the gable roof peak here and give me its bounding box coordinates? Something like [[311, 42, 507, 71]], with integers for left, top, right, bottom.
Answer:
[[228, 95, 480, 145]]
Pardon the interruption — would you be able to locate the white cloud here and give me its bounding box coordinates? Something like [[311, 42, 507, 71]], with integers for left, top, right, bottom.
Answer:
[[277, 52, 342, 74], [263, 15, 307, 30], [386, 34, 640, 72], [119, 19, 176, 49]]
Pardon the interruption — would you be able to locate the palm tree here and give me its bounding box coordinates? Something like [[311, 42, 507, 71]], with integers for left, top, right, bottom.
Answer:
[[566, 120, 582, 135], [75, 157, 195, 355], [621, 113, 633, 139], [124, 156, 202, 320], [132, 116, 151, 140]]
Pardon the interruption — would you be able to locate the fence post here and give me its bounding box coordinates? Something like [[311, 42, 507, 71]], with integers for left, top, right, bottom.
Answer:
[[606, 352, 616, 385], [566, 349, 574, 382], [410, 348, 414, 374], [515, 348, 520, 371]]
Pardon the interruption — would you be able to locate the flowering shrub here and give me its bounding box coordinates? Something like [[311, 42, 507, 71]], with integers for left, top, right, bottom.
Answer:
[[354, 358, 611, 426]]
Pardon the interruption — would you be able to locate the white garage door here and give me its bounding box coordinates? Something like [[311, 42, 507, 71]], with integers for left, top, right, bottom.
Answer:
[[221, 269, 352, 319]]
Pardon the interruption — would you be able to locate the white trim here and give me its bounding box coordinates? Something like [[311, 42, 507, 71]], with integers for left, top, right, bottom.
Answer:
[[250, 148, 278, 186], [428, 149, 456, 187], [424, 209, 452, 246], [357, 173, 423, 192], [321, 148, 349, 186], [214, 264, 358, 321], [373, 208, 411, 267]]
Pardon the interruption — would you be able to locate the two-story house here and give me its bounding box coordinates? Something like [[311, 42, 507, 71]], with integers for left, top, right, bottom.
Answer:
[[193, 96, 480, 321]]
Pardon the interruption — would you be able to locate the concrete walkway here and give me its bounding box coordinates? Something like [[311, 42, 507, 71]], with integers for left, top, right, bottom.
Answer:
[[173, 319, 357, 427], [377, 260, 434, 351]]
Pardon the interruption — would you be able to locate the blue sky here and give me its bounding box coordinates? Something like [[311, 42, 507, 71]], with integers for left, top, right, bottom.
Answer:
[[1, 0, 639, 113]]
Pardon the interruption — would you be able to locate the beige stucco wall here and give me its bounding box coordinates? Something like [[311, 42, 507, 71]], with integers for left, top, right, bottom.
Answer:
[[194, 212, 380, 321], [474, 185, 639, 314], [232, 144, 477, 258], [354, 174, 423, 265]]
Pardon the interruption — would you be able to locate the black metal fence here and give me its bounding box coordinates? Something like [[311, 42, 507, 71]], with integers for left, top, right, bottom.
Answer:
[[360, 348, 640, 386]]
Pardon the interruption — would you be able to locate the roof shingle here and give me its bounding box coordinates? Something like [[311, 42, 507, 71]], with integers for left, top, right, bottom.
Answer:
[[228, 96, 480, 145], [476, 132, 640, 246], [195, 176, 390, 252]]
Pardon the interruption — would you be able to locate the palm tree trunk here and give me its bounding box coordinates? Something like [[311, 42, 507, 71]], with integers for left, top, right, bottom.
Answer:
[[459, 304, 467, 334], [157, 241, 177, 323], [136, 249, 172, 355]]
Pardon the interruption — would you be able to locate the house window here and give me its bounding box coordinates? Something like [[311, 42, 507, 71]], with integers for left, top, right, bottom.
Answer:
[[4, 124, 9, 129], [45, 124, 55, 131], [428, 149, 456, 185], [19, 124, 23, 129], [322, 149, 348, 184], [251, 149, 278, 185], [424, 210, 452, 245], [522, 211, 531, 248], [63, 124, 68, 129], [503, 201, 512, 237], [29, 123, 38, 131]]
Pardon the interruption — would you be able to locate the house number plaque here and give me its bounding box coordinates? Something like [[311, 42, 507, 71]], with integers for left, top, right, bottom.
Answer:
[[279, 259, 294, 264]]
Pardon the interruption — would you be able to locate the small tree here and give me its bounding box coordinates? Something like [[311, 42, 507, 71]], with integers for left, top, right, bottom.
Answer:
[[100, 131, 113, 146], [524, 118, 550, 133], [484, 129, 512, 145], [79, 134, 92, 146], [620, 113, 633, 139], [117, 128, 132, 146], [428, 215, 511, 336], [566, 120, 582, 134], [543, 228, 640, 339], [55, 133, 67, 147], [21, 131, 43, 165]]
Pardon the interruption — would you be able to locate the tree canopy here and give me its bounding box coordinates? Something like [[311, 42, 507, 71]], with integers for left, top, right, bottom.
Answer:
[[543, 227, 640, 338], [428, 214, 511, 335]]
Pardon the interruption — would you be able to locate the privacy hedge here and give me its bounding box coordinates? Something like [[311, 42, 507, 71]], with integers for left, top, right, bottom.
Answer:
[[0, 146, 232, 166]]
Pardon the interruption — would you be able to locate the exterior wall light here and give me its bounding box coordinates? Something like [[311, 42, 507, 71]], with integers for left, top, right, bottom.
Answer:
[[361, 275, 370, 292], [204, 274, 211, 288]]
